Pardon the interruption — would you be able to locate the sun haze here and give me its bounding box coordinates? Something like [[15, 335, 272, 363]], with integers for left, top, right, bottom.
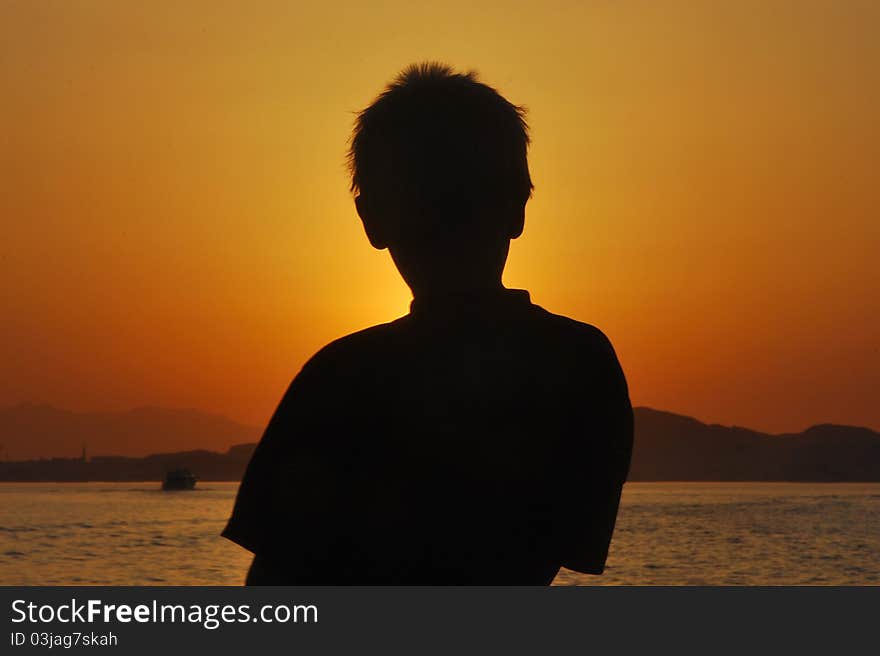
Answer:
[[2, 1, 878, 442]]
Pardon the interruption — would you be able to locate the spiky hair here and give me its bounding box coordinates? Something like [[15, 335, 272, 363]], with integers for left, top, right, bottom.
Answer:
[[348, 62, 533, 224]]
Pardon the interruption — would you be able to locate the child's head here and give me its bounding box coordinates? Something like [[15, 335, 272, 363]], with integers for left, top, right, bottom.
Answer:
[[349, 62, 533, 295]]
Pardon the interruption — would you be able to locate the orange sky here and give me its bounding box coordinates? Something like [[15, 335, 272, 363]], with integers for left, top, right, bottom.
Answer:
[[2, 1, 878, 435]]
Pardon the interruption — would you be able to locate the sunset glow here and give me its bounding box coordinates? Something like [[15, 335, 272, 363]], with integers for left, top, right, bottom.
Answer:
[[2, 0, 878, 441]]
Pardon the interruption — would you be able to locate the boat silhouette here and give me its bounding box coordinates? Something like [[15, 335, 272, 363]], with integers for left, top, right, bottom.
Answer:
[[162, 468, 197, 491]]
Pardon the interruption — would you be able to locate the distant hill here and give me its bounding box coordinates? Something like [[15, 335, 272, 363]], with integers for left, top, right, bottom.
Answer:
[[0, 403, 262, 460], [0, 443, 258, 483], [630, 407, 880, 481], [1, 404, 878, 481]]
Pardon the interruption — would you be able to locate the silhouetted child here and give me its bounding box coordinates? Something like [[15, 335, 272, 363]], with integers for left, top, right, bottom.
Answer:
[[223, 63, 633, 584]]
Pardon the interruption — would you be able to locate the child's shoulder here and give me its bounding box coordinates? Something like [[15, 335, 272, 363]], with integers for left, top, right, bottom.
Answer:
[[301, 316, 411, 372], [527, 305, 628, 392], [528, 303, 618, 354]]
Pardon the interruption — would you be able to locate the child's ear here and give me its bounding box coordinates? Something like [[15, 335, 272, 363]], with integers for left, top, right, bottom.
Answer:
[[355, 195, 388, 250], [507, 202, 526, 240]]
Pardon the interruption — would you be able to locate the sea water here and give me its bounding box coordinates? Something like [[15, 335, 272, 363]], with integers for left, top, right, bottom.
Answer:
[[1, 482, 878, 585]]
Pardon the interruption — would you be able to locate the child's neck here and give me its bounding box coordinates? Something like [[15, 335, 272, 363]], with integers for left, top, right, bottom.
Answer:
[[410, 278, 505, 302]]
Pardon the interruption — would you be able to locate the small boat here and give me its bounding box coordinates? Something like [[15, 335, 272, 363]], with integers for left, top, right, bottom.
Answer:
[[162, 468, 197, 491]]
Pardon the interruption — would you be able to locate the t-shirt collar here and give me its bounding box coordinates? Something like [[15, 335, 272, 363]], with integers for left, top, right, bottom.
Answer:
[[409, 287, 531, 319]]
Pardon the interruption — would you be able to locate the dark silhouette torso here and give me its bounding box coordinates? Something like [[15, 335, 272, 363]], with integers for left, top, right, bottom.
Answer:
[[223, 289, 633, 584]]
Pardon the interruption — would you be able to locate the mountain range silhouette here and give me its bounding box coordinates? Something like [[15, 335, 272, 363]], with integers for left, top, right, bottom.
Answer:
[[0, 403, 878, 481], [0, 403, 260, 460]]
